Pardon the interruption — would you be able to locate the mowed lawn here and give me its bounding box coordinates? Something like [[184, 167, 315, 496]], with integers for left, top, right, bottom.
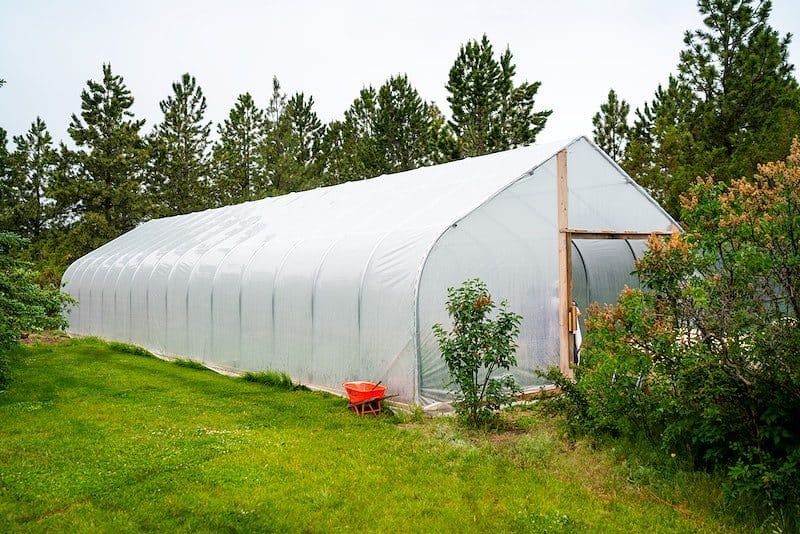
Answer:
[[0, 338, 739, 533]]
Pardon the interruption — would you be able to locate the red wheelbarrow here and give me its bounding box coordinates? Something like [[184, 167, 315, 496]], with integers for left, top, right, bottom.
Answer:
[[343, 381, 396, 415]]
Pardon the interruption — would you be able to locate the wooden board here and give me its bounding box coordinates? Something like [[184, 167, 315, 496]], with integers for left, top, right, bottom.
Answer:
[[564, 228, 678, 240], [556, 150, 572, 377]]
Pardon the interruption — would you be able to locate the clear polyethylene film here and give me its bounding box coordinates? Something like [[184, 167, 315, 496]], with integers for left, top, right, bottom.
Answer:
[[62, 136, 678, 406]]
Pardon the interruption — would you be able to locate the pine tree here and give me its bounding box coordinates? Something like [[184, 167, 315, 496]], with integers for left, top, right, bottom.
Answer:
[[592, 89, 630, 161], [678, 0, 800, 162], [265, 89, 325, 195], [0, 128, 13, 231], [265, 76, 287, 129], [373, 74, 452, 172], [260, 77, 325, 195], [212, 93, 269, 205], [623, 77, 697, 215], [148, 73, 213, 216], [5, 118, 57, 238], [283, 93, 325, 171], [54, 64, 149, 259], [680, 0, 800, 178], [625, 0, 800, 217], [446, 35, 551, 158], [320, 74, 450, 184], [318, 119, 362, 186]]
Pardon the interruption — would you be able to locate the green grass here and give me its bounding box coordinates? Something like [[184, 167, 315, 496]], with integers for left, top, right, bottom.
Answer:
[[0, 338, 743, 532]]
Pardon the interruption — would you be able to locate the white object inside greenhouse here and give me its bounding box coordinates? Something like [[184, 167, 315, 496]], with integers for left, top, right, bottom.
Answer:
[[62, 136, 678, 406]]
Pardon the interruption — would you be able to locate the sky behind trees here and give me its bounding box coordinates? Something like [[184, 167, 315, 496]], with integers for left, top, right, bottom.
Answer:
[[1, 0, 799, 145]]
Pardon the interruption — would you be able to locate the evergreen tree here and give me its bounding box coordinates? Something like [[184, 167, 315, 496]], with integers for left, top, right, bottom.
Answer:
[[0, 128, 11, 230], [318, 119, 363, 185], [212, 93, 269, 204], [265, 89, 325, 195], [0, 231, 71, 387], [680, 0, 800, 177], [265, 76, 287, 129], [320, 74, 450, 184], [592, 89, 630, 161], [5, 118, 57, 238], [624, 0, 800, 216], [373, 74, 452, 172], [446, 35, 551, 157], [149, 73, 213, 216], [624, 77, 697, 214], [283, 93, 325, 171], [53, 64, 149, 260]]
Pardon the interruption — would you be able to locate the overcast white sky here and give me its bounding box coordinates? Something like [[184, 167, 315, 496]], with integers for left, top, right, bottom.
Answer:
[[1, 0, 799, 147]]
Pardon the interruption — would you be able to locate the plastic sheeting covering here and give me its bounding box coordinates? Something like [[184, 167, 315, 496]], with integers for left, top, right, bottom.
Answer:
[[62, 136, 677, 405]]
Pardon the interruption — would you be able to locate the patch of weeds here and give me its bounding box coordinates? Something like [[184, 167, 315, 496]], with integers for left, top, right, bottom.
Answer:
[[241, 370, 294, 391], [510, 510, 581, 533], [618, 459, 663, 490], [430, 421, 474, 450], [107, 342, 155, 358], [387, 403, 426, 424], [172, 358, 208, 371], [6, 400, 54, 412], [20, 330, 70, 346], [507, 433, 558, 470]]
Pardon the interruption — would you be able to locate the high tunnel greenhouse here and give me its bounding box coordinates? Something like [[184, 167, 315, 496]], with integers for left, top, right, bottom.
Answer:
[[62, 136, 678, 406]]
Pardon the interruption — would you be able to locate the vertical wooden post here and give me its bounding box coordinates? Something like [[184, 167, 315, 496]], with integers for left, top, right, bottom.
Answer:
[[557, 150, 573, 377]]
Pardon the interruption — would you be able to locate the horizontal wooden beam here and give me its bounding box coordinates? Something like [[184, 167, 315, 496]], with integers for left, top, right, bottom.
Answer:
[[562, 228, 679, 240]]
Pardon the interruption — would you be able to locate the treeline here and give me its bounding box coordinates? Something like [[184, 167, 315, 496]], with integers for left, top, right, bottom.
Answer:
[[0, 35, 551, 282], [592, 0, 800, 216]]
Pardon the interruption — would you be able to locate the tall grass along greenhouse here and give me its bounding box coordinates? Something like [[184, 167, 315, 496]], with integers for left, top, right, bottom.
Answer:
[[63, 136, 677, 406]]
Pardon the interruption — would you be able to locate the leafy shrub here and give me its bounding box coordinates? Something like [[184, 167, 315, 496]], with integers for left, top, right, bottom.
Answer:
[[242, 370, 294, 391], [433, 278, 522, 427], [0, 232, 73, 387], [546, 141, 800, 526]]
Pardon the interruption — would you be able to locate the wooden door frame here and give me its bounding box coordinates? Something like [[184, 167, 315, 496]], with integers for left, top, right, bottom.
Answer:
[[555, 149, 678, 377]]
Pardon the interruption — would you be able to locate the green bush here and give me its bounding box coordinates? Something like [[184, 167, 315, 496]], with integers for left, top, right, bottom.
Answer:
[[546, 143, 800, 527], [0, 232, 73, 388], [433, 278, 522, 427]]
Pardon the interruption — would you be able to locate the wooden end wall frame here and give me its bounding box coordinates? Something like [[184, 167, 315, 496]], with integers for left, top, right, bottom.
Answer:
[[555, 149, 679, 378]]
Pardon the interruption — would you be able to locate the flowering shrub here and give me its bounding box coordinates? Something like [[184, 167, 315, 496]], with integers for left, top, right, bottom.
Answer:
[[548, 140, 800, 525]]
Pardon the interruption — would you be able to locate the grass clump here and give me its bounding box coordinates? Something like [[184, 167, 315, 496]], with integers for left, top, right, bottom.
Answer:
[[107, 341, 155, 358], [172, 358, 208, 370], [241, 370, 294, 390]]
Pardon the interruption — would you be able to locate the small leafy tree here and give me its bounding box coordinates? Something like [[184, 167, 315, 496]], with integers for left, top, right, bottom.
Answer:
[[433, 279, 522, 426], [0, 232, 73, 387]]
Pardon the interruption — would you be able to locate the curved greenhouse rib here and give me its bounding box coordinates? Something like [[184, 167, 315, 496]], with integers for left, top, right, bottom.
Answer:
[[270, 239, 303, 364]]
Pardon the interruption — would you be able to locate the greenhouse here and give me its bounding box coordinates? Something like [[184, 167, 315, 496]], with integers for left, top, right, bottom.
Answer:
[[62, 136, 677, 406]]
